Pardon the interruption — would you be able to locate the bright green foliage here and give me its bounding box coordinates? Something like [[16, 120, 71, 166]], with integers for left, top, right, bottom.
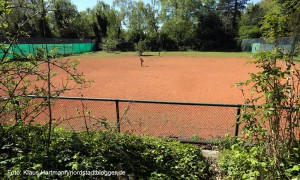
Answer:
[[219, 141, 300, 179], [219, 143, 268, 179], [159, 0, 201, 50], [238, 3, 264, 39], [0, 125, 211, 179], [77, 10, 95, 39], [259, 0, 300, 42], [238, 0, 300, 43], [114, 0, 159, 53], [161, 17, 195, 50], [135, 39, 147, 56], [260, 1, 288, 43], [126, 1, 148, 43], [239, 25, 261, 39], [101, 37, 119, 52]]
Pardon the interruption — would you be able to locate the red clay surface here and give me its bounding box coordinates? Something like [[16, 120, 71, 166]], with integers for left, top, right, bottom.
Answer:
[[65, 54, 257, 104], [36, 54, 258, 140], [3, 53, 261, 140]]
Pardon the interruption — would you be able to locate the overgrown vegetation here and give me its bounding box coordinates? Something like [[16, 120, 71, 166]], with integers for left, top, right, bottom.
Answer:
[[219, 53, 300, 179], [218, 0, 300, 179], [0, 125, 211, 179], [219, 46, 300, 179]]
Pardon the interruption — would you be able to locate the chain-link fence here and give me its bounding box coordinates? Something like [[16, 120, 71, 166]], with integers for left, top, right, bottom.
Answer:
[[2, 96, 299, 143], [2, 96, 242, 142], [241, 36, 299, 53], [241, 38, 264, 52]]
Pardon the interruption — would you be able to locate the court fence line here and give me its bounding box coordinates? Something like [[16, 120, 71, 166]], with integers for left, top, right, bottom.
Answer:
[[241, 36, 299, 53], [4, 95, 295, 144]]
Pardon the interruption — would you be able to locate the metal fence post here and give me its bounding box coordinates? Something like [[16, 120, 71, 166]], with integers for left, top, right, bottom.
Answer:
[[12, 45, 14, 59], [115, 100, 120, 132], [235, 106, 241, 137], [32, 44, 35, 54], [14, 99, 21, 124], [28, 44, 31, 55]]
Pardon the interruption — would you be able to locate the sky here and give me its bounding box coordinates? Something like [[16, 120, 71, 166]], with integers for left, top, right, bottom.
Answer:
[[72, 0, 262, 12]]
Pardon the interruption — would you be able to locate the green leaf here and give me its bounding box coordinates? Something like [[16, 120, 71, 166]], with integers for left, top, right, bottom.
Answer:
[[32, 163, 42, 170], [291, 165, 300, 172]]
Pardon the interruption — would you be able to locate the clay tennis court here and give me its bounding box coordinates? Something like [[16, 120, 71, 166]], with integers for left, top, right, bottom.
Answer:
[[65, 53, 257, 103], [36, 52, 259, 140]]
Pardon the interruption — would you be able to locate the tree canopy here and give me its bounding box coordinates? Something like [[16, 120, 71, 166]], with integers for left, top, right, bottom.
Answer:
[[1, 0, 299, 52]]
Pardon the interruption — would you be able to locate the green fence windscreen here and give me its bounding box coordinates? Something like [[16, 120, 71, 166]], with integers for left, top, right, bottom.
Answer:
[[251, 43, 260, 54], [0, 43, 95, 59], [243, 36, 298, 53]]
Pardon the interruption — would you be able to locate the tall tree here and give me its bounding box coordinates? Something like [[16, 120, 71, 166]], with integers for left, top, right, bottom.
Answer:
[[77, 8, 95, 39], [106, 9, 122, 39], [217, 0, 249, 49], [195, 1, 230, 51], [114, 0, 160, 52], [279, 0, 300, 36], [38, 0, 52, 37], [0, 0, 52, 38], [49, 0, 80, 38], [92, 1, 119, 50], [143, 2, 160, 51], [159, 0, 202, 50], [218, 0, 249, 33], [260, 0, 289, 42], [238, 3, 264, 39]]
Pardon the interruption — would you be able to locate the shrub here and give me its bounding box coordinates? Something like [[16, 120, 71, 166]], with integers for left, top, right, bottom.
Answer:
[[219, 142, 268, 179], [0, 125, 211, 179], [219, 37, 300, 179], [135, 40, 147, 56], [101, 38, 119, 52], [218, 141, 300, 179]]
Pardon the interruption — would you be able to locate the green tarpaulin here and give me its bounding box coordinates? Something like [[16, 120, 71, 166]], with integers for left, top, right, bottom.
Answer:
[[0, 43, 95, 59]]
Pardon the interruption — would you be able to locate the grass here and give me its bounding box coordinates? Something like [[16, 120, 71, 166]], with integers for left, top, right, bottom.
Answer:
[[293, 56, 300, 62], [77, 51, 135, 57], [77, 51, 300, 62], [158, 51, 253, 58], [76, 51, 254, 59]]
